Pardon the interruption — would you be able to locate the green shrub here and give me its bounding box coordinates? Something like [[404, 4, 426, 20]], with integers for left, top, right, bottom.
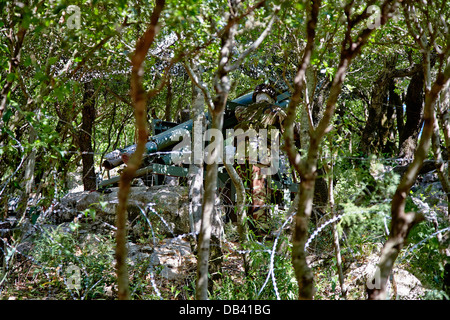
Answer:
[[30, 225, 116, 299], [211, 239, 298, 300]]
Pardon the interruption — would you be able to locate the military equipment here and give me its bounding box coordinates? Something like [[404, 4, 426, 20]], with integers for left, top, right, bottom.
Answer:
[[99, 89, 298, 200], [102, 119, 194, 170]]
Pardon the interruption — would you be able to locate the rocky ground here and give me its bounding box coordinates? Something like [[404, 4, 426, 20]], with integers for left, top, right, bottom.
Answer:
[[1, 168, 449, 300]]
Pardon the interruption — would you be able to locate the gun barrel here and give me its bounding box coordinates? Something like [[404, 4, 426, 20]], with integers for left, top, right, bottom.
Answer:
[[148, 119, 193, 153], [103, 119, 194, 170], [102, 90, 290, 170], [102, 146, 136, 170]]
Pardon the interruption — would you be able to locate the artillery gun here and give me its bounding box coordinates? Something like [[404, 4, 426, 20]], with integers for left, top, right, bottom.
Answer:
[[99, 88, 298, 209]]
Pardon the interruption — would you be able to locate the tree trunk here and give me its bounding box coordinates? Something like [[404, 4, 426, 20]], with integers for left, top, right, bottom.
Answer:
[[391, 79, 404, 151], [432, 81, 450, 295], [380, 80, 397, 154], [286, 0, 399, 300], [299, 65, 316, 152], [196, 110, 225, 300], [398, 67, 425, 159], [165, 76, 172, 122], [367, 58, 450, 300], [224, 159, 249, 274], [116, 0, 165, 300], [432, 112, 450, 210], [17, 114, 39, 223], [24, 125, 37, 195], [324, 139, 347, 298], [196, 7, 237, 299], [194, 1, 280, 299], [79, 81, 97, 191], [188, 78, 204, 251], [284, 0, 320, 300], [359, 55, 397, 156]]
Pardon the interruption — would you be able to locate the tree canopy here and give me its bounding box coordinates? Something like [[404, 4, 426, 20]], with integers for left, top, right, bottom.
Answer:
[[0, 0, 449, 301]]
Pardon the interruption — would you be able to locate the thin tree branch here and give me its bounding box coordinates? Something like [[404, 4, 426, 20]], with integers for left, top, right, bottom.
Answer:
[[183, 60, 214, 112], [225, 5, 280, 73], [115, 0, 165, 300], [284, 0, 321, 300]]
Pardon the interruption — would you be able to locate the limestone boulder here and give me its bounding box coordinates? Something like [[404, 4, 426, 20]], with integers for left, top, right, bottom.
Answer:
[[51, 185, 224, 241], [128, 238, 196, 281]]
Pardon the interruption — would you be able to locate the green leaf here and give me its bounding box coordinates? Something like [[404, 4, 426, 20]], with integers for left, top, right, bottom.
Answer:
[[48, 56, 59, 65], [6, 73, 15, 82], [2, 108, 13, 122], [294, 2, 305, 11], [23, 56, 32, 67]]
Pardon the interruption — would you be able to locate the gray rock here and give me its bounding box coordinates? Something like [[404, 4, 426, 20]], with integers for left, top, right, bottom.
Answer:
[[344, 245, 425, 299], [393, 269, 424, 300], [127, 238, 196, 281], [51, 185, 224, 240], [46, 184, 225, 285]]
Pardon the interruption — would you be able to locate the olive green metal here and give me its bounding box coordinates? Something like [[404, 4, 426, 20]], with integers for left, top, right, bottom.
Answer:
[[99, 89, 293, 190], [98, 163, 189, 188], [147, 119, 193, 153]]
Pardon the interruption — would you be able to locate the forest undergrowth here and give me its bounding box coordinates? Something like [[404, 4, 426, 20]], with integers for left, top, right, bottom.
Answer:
[[1, 0, 449, 301], [1, 158, 449, 300]]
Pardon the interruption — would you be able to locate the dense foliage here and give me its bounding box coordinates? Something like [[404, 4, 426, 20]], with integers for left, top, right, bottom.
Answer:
[[0, 0, 449, 300]]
